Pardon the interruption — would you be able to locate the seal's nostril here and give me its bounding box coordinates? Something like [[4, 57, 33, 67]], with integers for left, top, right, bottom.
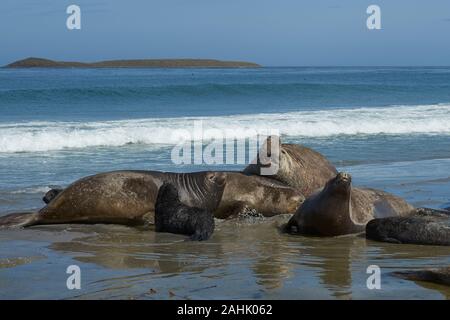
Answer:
[[337, 172, 351, 183]]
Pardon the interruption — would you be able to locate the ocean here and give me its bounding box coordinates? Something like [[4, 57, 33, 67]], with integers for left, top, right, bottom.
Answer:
[[0, 67, 449, 299]]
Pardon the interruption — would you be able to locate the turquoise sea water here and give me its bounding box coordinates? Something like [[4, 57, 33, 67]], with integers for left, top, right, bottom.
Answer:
[[0, 67, 449, 299]]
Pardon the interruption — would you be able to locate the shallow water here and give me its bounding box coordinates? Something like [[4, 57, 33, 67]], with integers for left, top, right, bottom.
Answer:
[[0, 216, 449, 300], [0, 67, 449, 299]]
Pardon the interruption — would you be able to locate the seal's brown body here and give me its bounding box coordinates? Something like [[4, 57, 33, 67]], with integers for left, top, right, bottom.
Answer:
[[0, 170, 302, 228], [287, 173, 414, 236], [0, 170, 226, 228], [215, 172, 304, 219]]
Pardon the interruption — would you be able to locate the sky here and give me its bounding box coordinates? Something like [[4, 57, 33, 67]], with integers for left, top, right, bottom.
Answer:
[[1, 0, 450, 66]]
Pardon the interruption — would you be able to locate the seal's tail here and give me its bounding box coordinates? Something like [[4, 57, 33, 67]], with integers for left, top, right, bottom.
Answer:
[[0, 211, 40, 228]]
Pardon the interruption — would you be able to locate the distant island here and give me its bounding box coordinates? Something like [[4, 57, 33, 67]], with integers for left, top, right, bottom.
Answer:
[[4, 57, 261, 68]]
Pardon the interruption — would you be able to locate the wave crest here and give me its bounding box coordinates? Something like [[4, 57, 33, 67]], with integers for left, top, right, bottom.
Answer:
[[0, 104, 449, 153]]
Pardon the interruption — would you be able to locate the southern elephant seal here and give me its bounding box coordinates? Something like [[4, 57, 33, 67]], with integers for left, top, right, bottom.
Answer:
[[286, 172, 415, 236], [392, 267, 450, 286], [243, 136, 337, 197], [44, 171, 305, 218], [0, 170, 302, 228], [41, 172, 304, 220], [366, 210, 450, 245], [0, 170, 226, 228], [155, 182, 215, 241]]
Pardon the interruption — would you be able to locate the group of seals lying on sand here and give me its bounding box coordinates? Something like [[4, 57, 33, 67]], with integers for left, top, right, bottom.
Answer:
[[0, 136, 311, 233], [0, 136, 449, 248], [0, 169, 302, 232], [40, 171, 303, 220]]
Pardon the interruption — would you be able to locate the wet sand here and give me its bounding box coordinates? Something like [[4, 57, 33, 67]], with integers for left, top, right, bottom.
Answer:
[[0, 214, 448, 300]]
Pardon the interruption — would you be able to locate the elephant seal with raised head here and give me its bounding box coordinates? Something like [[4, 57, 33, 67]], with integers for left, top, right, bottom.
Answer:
[[155, 182, 215, 241], [0, 170, 226, 228], [243, 136, 337, 197], [286, 172, 415, 236], [366, 210, 450, 245]]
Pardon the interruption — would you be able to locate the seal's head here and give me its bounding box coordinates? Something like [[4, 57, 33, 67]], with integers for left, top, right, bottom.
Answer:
[[325, 172, 352, 195]]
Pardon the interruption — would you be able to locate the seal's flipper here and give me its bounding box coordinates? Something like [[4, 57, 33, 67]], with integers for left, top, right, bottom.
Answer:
[[190, 229, 212, 241], [0, 212, 40, 228]]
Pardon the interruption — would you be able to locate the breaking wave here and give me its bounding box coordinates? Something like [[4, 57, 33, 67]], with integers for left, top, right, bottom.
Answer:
[[0, 104, 449, 153]]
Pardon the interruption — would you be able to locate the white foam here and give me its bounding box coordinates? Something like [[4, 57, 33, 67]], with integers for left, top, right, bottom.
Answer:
[[0, 104, 449, 153], [10, 186, 51, 194]]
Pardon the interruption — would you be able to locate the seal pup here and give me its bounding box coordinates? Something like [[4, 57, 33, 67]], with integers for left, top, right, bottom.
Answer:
[[155, 183, 215, 241], [0, 170, 226, 228], [366, 210, 450, 246], [243, 136, 337, 197], [286, 172, 414, 236], [392, 267, 450, 286]]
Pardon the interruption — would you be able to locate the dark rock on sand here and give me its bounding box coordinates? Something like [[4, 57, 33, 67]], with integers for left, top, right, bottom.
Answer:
[[366, 210, 450, 246]]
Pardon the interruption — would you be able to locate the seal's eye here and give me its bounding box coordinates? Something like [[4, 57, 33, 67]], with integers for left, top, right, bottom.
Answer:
[[208, 172, 226, 185], [207, 172, 220, 183]]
